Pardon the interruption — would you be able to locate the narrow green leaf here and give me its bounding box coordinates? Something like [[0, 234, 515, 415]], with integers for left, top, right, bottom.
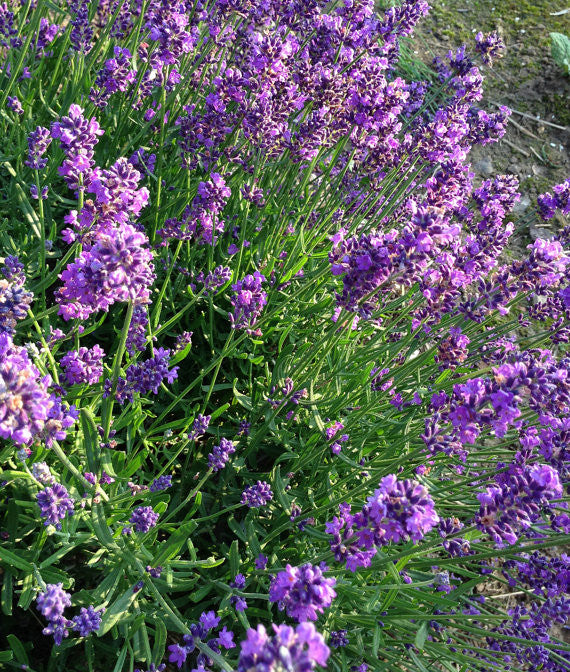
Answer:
[[17, 573, 35, 610], [1, 571, 13, 615], [91, 504, 116, 548], [7, 635, 28, 666], [112, 645, 128, 672], [233, 379, 252, 410], [152, 521, 197, 565], [152, 617, 167, 663], [272, 466, 290, 515], [229, 540, 239, 578], [98, 587, 137, 636], [81, 408, 100, 473], [0, 547, 34, 573], [414, 622, 428, 651]]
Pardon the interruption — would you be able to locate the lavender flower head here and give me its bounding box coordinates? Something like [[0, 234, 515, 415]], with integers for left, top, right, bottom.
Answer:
[[326, 475, 439, 571], [0, 333, 52, 445], [72, 605, 103, 637], [188, 413, 210, 440], [130, 506, 159, 533], [150, 475, 172, 492], [475, 31, 505, 66], [26, 126, 52, 170], [0, 273, 33, 334], [121, 348, 179, 400], [208, 437, 236, 471], [69, 0, 93, 54], [37, 482, 75, 529], [90, 46, 136, 108], [229, 272, 267, 332], [56, 223, 155, 320], [329, 630, 349, 648], [269, 563, 337, 622], [537, 179, 570, 220], [32, 461, 55, 485], [88, 157, 150, 225], [60, 345, 105, 385], [51, 104, 103, 189], [241, 481, 273, 508], [366, 475, 440, 544], [476, 461, 563, 546], [126, 305, 148, 355], [41, 395, 78, 448], [255, 553, 268, 570], [36, 583, 71, 621], [2, 255, 24, 279], [36, 583, 72, 645], [237, 622, 330, 672], [51, 104, 103, 153]]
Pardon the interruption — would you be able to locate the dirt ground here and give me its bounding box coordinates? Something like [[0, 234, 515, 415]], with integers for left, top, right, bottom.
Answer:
[[416, 0, 570, 246]]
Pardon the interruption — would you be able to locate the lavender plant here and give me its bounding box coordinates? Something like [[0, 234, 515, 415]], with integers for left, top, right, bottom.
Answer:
[[0, 2, 568, 672]]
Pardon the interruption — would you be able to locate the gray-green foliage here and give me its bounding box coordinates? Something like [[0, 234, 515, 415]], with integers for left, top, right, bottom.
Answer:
[[550, 32, 570, 75]]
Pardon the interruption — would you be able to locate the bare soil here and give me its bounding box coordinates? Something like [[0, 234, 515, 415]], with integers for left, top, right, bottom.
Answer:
[[417, 0, 570, 248]]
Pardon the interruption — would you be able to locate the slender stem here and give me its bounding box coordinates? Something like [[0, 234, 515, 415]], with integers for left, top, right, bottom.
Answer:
[[102, 301, 135, 441], [150, 85, 168, 245], [201, 331, 234, 412], [50, 441, 107, 502], [34, 171, 46, 316], [28, 308, 59, 384], [160, 469, 213, 525]]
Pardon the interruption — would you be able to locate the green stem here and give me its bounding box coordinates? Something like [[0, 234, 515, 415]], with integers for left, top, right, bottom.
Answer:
[[160, 469, 213, 525], [201, 331, 234, 412], [149, 85, 168, 245], [101, 302, 135, 441], [34, 171, 46, 316], [50, 441, 107, 502]]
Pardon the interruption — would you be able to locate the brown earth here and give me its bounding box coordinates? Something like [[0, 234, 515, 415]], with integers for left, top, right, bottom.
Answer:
[[416, 0, 570, 248]]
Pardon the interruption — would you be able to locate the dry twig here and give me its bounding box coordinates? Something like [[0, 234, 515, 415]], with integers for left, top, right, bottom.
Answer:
[[502, 138, 530, 157]]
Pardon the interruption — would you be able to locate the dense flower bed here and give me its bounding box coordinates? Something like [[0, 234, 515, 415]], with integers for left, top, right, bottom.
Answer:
[[0, 1, 569, 671]]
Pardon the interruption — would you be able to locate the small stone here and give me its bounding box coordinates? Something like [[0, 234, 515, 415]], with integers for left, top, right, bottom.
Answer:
[[473, 158, 493, 175], [512, 195, 531, 214], [529, 225, 554, 241]]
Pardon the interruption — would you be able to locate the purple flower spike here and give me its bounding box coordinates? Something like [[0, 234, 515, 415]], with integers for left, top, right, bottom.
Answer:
[[90, 46, 136, 108], [37, 483, 75, 529], [229, 272, 267, 332], [56, 223, 155, 321], [269, 563, 337, 622], [130, 506, 159, 533], [36, 583, 72, 646], [26, 126, 52, 170], [150, 475, 172, 492], [255, 553, 268, 570], [60, 345, 105, 385], [36, 583, 71, 621], [326, 475, 439, 571], [537, 179, 570, 220], [188, 413, 210, 440], [241, 481, 273, 508], [0, 274, 33, 334], [475, 31, 505, 66], [51, 104, 103, 190], [72, 605, 103, 636], [238, 622, 330, 672], [208, 437, 236, 471]]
